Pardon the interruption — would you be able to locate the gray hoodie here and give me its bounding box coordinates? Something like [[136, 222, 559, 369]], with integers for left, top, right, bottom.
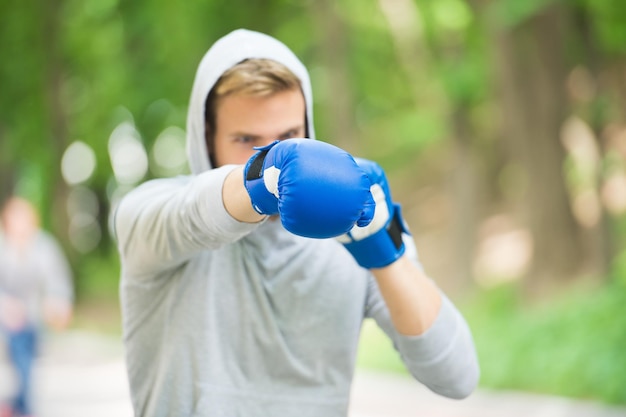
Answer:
[[115, 29, 479, 417]]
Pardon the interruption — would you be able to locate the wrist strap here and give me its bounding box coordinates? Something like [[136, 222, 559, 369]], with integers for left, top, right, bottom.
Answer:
[[387, 208, 404, 250], [245, 148, 270, 181]]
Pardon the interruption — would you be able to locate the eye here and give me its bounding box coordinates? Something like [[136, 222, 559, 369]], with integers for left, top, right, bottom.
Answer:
[[235, 135, 256, 144]]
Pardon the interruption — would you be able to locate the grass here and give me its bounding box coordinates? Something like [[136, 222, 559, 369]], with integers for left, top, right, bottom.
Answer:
[[463, 281, 626, 404], [356, 277, 626, 405]]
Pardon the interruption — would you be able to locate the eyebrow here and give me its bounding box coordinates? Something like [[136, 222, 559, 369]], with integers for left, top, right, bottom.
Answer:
[[230, 132, 261, 140], [230, 125, 304, 140]]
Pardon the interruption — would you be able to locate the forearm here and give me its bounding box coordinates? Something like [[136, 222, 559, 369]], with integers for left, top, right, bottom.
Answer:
[[223, 166, 267, 223], [371, 255, 442, 336], [371, 257, 480, 398]]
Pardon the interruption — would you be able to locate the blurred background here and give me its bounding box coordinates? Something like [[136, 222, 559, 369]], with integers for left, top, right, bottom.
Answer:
[[1, 0, 626, 410]]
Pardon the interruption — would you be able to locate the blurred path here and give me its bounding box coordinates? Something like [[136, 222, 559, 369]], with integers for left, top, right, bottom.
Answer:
[[0, 330, 132, 417], [349, 371, 626, 417], [1, 331, 625, 417]]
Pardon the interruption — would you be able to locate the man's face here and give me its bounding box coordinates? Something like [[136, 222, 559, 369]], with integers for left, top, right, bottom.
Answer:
[[212, 89, 306, 167]]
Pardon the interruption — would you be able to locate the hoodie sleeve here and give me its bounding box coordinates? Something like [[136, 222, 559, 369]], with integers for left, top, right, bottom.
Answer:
[[364, 239, 480, 399], [114, 165, 262, 278]]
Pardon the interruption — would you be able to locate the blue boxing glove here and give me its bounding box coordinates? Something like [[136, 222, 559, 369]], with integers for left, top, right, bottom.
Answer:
[[337, 158, 409, 269], [244, 139, 375, 239]]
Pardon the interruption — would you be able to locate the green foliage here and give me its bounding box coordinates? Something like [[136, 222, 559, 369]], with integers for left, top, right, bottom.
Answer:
[[487, 0, 560, 28], [13, 163, 46, 209], [358, 279, 626, 404], [74, 252, 121, 301], [357, 319, 408, 374], [581, 0, 626, 55], [68, 252, 123, 335], [464, 282, 626, 404]]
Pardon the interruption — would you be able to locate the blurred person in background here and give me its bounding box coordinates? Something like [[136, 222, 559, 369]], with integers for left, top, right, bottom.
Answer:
[[0, 197, 74, 417], [114, 29, 479, 417]]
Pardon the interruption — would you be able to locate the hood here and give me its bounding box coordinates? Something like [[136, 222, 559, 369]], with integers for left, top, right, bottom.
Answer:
[[185, 29, 316, 174]]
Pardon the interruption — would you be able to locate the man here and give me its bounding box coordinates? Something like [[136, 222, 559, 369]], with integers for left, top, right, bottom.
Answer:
[[0, 197, 74, 417], [115, 29, 479, 417]]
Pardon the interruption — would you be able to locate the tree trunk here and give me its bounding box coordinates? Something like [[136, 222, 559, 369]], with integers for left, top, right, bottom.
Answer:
[[380, 0, 482, 291], [0, 124, 16, 204], [450, 104, 481, 289], [42, 0, 71, 257], [491, 5, 586, 292], [309, 0, 357, 153], [569, 6, 615, 280]]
